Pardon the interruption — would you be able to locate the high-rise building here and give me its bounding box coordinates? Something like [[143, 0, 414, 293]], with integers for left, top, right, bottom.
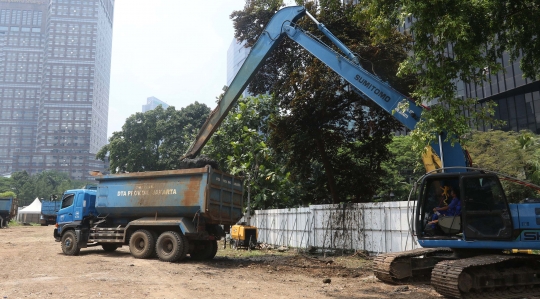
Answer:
[[464, 56, 540, 133], [399, 18, 540, 134], [142, 96, 169, 113], [0, 0, 114, 180]]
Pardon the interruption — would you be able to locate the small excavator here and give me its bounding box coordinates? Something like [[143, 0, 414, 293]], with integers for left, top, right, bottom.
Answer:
[[183, 6, 540, 298]]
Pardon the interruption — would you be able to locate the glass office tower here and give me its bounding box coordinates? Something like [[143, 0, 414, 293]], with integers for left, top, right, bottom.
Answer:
[[142, 96, 169, 113], [465, 54, 540, 133], [0, 0, 114, 180], [399, 19, 540, 134]]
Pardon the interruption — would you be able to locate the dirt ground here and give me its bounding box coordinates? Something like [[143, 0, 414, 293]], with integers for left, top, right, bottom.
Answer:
[[0, 225, 442, 299]]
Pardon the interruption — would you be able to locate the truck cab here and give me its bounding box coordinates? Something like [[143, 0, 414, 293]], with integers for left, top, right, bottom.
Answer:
[[54, 189, 96, 238]]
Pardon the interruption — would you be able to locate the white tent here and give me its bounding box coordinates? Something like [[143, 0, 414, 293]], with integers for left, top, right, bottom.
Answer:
[[17, 198, 42, 223]]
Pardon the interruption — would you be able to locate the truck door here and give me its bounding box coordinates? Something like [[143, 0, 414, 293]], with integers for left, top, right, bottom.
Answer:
[[57, 193, 76, 224], [461, 175, 513, 240], [73, 193, 84, 221]]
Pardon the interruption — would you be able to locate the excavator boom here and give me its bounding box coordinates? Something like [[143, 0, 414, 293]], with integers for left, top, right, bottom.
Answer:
[[183, 6, 466, 170], [182, 7, 306, 159]]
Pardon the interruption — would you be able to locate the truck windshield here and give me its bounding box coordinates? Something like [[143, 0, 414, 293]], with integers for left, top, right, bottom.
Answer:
[[61, 194, 75, 209]]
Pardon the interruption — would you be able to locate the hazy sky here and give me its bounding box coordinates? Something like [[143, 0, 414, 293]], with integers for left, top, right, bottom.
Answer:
[[107, 0, 248, 137]]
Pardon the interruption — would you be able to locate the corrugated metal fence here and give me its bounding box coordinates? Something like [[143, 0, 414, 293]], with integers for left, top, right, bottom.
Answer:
[[247, 201, 420, 254]]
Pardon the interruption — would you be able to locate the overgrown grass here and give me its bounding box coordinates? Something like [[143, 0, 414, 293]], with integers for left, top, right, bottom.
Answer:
[[215, 241, 372, 270], [216, 241, 293, 258], [5, 220, 40, 227]]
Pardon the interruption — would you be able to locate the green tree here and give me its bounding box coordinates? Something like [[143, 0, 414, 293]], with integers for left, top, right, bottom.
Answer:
[[355, 0, 538, 151], [467, 130, 523, 178], [376, 135, 422, 201], [11, 171, 30, 204], [514, 130, 540, 185], [466, 130, 540, 202], [97, 103, 211, 173], [232, 0, 411, 203], [0, 191, 16, 199], [205, 95, 300, 209], [0, 177, 13, 193], [70, 180, 97, 190], [10, 170, 73, 205], [33, 171, 72, 200]]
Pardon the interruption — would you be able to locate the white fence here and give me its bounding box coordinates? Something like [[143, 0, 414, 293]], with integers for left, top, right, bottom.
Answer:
[[247, 201, 420, 254]]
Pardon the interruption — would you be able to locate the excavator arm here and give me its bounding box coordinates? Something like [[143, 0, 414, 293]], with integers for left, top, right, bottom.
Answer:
[[182, 7, 306, 159], [183, 5, 466, 170]]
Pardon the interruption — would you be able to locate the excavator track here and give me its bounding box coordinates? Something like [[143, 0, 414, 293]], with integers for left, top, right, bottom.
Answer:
[[373, 247, 453, 284], [432, 254, 540, 299]]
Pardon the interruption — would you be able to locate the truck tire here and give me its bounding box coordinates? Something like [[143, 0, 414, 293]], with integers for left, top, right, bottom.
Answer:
[[181, 235, 190, 258], [61, 230, 80, 256], [150, 231, 159, 257], [191, 240, 218, 260], [129, 229, 155, 259], [190, 241, 209, 260], [101, 244, 119, 252], [156, 231, 187, 262], [208, 240, 218, 259]]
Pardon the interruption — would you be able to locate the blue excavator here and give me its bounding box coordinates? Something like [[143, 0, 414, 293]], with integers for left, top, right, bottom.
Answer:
[[183, 6, 540, 298]]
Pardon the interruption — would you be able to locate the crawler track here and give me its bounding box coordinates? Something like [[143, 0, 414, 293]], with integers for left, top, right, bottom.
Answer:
[[432, 254, 540, 299], [373, 247, 453, 284]]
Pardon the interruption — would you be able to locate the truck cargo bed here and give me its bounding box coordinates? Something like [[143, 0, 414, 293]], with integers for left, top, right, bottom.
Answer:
[[95, 166, 243, 225], [41, 201, 61, 216], [0, 198, 12, 214]]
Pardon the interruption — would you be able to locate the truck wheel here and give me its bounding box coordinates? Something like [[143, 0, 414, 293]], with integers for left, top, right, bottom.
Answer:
[[190, 240, 212, 260], [156, 231, 187, 262], [181, 235, 190, 258], [129, 229, 155, 259], [208, 240, 218, 260], [61, 230, 80, 256], [150, 231, 159, 257], [101, 244, 119, 252]]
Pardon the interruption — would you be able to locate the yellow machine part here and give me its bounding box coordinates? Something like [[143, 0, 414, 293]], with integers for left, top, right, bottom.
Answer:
[[422, 146, 442, 173], [231, 224, 258, 241]]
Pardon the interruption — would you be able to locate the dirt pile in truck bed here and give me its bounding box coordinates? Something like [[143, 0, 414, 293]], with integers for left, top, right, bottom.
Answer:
[[178, 155, 219, 170]]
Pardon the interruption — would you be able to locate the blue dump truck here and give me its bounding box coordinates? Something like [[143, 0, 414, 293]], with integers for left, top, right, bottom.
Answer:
[[54, 166, 243, 262], [0, 197, 18, 228], [40, 199, 61, 226]]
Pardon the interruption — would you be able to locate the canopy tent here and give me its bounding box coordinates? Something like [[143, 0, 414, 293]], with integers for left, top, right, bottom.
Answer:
[[19, 198, 42, 213], [17, 198, 42, 223]]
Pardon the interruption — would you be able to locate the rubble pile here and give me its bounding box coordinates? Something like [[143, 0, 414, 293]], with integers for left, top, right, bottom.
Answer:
[[178, 155, 219, 170]]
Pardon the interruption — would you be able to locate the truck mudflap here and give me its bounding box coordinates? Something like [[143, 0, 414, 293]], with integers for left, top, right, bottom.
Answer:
[[76, 229, 89, 248], [54, 228, 61, 241]]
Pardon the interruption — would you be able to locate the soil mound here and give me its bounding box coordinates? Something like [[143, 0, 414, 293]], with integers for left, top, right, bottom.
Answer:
[[178, 155, 219, 170]]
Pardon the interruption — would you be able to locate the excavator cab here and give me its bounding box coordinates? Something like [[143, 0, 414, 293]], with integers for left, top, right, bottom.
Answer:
[[416, 171, 513, 241], [416, 173, 461, 239], [460, 173, 513, 240]]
